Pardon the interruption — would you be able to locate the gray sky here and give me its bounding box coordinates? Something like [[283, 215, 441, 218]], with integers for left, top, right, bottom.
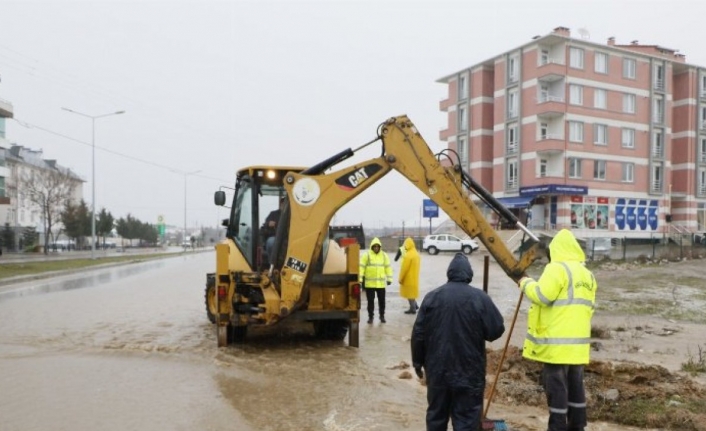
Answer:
[[2, 0, 705, 232]]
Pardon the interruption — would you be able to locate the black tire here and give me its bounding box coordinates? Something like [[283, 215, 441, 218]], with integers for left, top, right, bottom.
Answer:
[[205, 277, 216, 324], [313, 319, 349, 341], [427, 246, 438, 255], [462, 245, 473, 255]]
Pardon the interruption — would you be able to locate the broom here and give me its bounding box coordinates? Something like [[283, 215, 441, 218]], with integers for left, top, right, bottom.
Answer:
[[481, 288, 524, 431]]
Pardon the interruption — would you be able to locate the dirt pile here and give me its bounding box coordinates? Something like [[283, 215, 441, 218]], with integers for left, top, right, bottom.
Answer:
[[485, 346, 706, 430]]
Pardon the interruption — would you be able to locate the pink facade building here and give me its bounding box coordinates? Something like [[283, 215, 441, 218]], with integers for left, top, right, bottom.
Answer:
[[438, 26, 706, 238]]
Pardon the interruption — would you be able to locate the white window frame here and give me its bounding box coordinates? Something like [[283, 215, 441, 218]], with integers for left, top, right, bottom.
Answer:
[[539, 159, 548, 177], [623, 93, 636, 114], [569, 121, 584, 143], [594, 124, 608, 145], [700, 137, 706, 163], [506, 123, 518, 153], [652, 163, 663, 192], [506, 158, 518, 189], [507, 89, 518, 118], [594, 88, 607, 109], [622, 162, 634, 182], [701, 73, 706, 98], [622, 128, 635, 148], [623, 58, 636, 79], [593, 160, 607, 180], [457, 136, 468, 168], [458, 74, 468, 100], [653, 129, 664, 158], [568, 158, 582, 178], [653, 96, 664, 123], [540, 48, 550, 65], [569, 47, 584, 69], [569, 84, 583, 105], [458, 105, 468, 131], [595, 52, 609, 74], [699, 168, 706, 195], [508, 55, 519, 82], [540, 122, 548, 140]]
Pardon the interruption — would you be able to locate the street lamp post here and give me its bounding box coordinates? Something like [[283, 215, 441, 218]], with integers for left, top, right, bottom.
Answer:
[[61, 107, 125, 259], [181, 170, 201, 247]]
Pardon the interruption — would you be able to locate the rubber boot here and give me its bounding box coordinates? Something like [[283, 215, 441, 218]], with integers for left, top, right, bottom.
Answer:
[[367, 314, 373, 324], [380, 315, 386, 323]]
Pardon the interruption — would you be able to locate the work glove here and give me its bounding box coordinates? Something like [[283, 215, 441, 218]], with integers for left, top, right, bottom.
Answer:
[[414, 366, 424, 379], [387, 281, 392, 286]]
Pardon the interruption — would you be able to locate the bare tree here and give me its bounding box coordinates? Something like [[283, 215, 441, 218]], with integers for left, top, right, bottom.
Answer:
[[14, 164, 78, 254]]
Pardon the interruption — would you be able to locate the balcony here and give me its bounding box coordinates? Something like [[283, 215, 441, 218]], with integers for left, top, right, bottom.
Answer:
[[506, 178, 518, 190], [700, 152, 706, 163], [0, 97, 13, 118], [439, 98, 453, 112], [698, 184, 706, 196], [651, 180, 663, 193], [652, 112, 664, 124], [536, 98, 566, 118], [537, 61, 566, 80], [654, 79, 665, 91], [506, 141, 518, 154], [651, 145, 664, 158]]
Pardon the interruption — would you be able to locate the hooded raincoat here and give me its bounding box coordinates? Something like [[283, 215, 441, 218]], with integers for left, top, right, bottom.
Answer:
[[411, 253, 505, 393], [519, 229, 597, 365], [398, 238, 420, 300], [359, 237, 392, 289]]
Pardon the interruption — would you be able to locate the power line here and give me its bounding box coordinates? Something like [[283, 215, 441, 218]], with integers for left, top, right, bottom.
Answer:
[[10, 116, 230, 184]]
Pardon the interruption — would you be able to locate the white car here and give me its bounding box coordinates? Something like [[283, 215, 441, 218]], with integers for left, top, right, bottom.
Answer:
[[422, 234, 479, 255]]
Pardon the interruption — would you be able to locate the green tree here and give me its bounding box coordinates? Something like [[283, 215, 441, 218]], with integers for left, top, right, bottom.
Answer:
[[1, 223, 15, 252], [61, 200, 91, 249], [96, 208, 115, 247]]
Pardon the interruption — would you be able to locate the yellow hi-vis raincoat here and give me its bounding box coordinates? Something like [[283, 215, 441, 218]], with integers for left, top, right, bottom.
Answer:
[[398, 238, 420, 300], [359, 237, 393, 289], [519, 229, 597, 364]]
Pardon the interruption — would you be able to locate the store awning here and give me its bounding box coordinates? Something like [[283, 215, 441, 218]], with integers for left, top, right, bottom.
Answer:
[[496, 196, 533, 209]]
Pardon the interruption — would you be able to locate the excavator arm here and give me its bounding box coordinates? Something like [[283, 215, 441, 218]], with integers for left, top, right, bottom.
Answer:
[[273, 115, 539, 317]]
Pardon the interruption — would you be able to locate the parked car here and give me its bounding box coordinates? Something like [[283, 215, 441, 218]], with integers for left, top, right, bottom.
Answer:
[[422, 234, 479, 255]]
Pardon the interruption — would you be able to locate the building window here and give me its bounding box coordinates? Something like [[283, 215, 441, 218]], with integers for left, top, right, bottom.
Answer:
[[593, 160, 606, 180], [700, 137, 706, 163], [622, 128, 636, 148], [0, 176, 5, 198], [569, 47, 584, 69], [539, 159, 547, 177], [653, 96, 664, 123], [594, 124, 608, 145], [540, 48, 550, 65], [623, 93, 636, 113], [458, 74, 468, 100], [652, 163, 663, 192], [569, 84, 583, 105], [594, 89, 607, 109], [701, 73, 706, 98], [654, 64, 665, 90], [701, 107, 706, 130], [623, 58, 636, 79], [506, 122, 518, 153], [458, 105, 468, 131], [595, 52, 609, 74], [457, 136, 468, 168], [622, 163, 634, 182], [568, 158, 582, 178], [508, 55, 519, 83], [506, 158, 518, 189], [653, 129, 664, 158], [699, 168, 706, 196], [569, 121, 584, 143], [507, 89, 518, 118], [540, 122, 548, 140]]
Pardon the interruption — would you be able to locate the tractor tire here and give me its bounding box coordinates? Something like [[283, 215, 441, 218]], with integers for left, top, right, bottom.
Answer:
[[313, 319, 349, 341], [205, 276, 217, 324]]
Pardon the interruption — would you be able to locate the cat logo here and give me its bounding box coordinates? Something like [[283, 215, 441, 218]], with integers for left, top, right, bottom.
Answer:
[[335, 164, 383, 191]]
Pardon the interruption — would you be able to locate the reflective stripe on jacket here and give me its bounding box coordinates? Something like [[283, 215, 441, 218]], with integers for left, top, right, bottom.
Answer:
[[519, 229, 597, 365]]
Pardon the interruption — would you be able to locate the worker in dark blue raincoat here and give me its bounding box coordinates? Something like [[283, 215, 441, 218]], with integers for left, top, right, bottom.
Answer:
[[411, 253, 505, 431]]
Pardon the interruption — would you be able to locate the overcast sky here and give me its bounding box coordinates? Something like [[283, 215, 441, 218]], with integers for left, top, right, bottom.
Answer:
[[2, 0, 705, 233]]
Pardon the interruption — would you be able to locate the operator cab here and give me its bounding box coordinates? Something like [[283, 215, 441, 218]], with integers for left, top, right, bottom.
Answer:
[[214, 166, 304, 271]]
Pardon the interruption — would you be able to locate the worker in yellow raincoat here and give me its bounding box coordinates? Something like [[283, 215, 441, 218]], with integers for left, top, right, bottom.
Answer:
[[398, 237, 420, 314]]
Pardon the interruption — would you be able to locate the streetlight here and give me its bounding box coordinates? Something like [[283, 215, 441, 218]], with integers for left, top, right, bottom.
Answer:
[[61, 107, 125, 259], [177, 169, 201, 247]]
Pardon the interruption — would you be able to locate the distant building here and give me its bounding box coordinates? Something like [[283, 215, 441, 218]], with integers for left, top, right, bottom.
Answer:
[[0, 87, 84, 250], [438, 26, 706, 238]]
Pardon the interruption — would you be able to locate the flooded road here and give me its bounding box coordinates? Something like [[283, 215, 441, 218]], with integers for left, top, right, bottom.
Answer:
[[0, 251, 522, 431]]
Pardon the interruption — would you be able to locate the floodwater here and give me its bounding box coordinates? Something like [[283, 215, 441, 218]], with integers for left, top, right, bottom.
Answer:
[[0, 251, 521, 431]]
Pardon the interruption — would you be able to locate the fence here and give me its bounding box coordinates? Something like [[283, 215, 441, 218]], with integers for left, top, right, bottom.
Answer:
[[584, 233, 706, 262]]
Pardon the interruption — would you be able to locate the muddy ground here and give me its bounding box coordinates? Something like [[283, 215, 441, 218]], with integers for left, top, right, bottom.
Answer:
[[481, 256, 706, 430]]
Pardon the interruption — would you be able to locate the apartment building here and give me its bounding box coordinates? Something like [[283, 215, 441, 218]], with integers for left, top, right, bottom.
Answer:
[[438, 26, 706, 238], [0, 87, 84, 250]]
